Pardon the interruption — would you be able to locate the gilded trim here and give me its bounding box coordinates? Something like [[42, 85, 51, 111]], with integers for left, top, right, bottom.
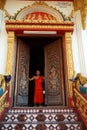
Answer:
[[6, 31, 15, 75], [6, 31, 15, 97], [6, 24, 74, 32], [65, 32, 74, 97], [74, 88, 87, 103]]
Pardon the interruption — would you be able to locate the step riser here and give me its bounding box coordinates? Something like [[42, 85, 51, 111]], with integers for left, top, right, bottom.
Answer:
[[3, 113, 78, 123], [0, 123, 82, 130], [8, 108, 74, 114]]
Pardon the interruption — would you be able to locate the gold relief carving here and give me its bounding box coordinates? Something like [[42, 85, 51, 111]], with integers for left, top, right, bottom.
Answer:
[[23, 12, 58, 23], [74, 0, 87, 29], [74, 88, 87, 123], [45, 14, 50, 20], [5, 1, 72, 24], [6, 31, 15, 75], [14, 1, 63, 22], [31, 14, 35, 20], [65, 32, 74, 97], [6, 24, 74, 30]]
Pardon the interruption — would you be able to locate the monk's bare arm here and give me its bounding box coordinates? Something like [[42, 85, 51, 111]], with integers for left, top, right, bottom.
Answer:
[[29, 76, 36, 81]]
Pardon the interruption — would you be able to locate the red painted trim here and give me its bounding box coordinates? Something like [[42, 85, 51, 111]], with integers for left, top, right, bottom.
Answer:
[[68, 97, 73, 108], [75, 109, 87, 129], [7, 28, 73, 35], [6, 21, 74, 34], [8, 97, 12, 108]]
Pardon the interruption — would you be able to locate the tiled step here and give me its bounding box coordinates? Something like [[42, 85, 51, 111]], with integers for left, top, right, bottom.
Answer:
[[0, 122, 82, 130], [8, 107, 74, 114], [0, 107, 82, 130], [3, 113, 79, 123]]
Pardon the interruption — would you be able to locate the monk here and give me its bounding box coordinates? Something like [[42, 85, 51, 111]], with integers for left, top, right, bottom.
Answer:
[[29, 70, 44, 106]]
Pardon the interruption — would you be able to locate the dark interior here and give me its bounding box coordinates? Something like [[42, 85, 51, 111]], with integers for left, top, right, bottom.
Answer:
[[29, 43, 44, 106]]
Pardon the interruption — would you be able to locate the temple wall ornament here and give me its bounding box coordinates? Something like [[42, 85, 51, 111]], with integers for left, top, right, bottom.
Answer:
[[5, 1, 74, 33], [5, 1, 73, 24], [74, 0, 87, 29]]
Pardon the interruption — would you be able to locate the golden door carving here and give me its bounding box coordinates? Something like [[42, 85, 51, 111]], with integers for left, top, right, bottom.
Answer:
[[45, 39, 65, 106], [15, 38, 30, 106]]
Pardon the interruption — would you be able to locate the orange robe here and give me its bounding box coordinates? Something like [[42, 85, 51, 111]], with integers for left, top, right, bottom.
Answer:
[[34, 76, 44, 104]]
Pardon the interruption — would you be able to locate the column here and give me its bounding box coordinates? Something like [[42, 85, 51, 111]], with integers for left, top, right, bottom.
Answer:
[[65, 32, 74, 107], [6, 31, 15, 101]]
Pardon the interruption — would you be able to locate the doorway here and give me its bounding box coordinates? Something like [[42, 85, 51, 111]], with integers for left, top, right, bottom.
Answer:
[[14, 36, 66, 107]]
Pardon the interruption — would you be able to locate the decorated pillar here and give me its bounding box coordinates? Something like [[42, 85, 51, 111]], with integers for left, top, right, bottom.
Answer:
[[6, 31, 15, 102], [74, 0, 87, 30], [0, 0, 6, 10], [65, 32, 74, 107]]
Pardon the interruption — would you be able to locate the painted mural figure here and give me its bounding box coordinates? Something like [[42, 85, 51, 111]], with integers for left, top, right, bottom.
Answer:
[[29, 70, 44, 106]]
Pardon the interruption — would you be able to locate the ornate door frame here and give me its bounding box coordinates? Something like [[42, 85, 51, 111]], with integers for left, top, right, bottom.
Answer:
[[6, 1, 74, 107]]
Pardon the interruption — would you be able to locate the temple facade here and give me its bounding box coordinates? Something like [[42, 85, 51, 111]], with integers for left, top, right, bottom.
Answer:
[[0, 0, 87, 130], [0, 0, 87, 129]]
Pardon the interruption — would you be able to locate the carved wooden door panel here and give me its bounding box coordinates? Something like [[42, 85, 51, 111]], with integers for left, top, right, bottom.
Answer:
[[45, 39, 65, 106], [15, 39, 29, 106]]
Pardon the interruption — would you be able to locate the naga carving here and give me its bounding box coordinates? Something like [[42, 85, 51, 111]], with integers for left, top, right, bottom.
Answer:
[[69, 73, 87, 90]]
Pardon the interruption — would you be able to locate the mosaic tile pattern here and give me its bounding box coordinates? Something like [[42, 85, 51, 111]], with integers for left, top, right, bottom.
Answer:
[[0, 107, 82, 130]]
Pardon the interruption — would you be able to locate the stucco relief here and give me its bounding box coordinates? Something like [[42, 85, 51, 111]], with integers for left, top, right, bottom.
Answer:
[[4, 1, 73, 23]]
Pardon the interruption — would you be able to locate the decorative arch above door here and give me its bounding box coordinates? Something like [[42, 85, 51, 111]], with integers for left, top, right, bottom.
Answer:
[[6, 1, 74, 32], [15, 1, 64, 23]]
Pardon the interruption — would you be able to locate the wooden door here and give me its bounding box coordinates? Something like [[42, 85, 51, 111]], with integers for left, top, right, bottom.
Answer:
[[45, 39, 65, 106], [15, 38, 30, 106]]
